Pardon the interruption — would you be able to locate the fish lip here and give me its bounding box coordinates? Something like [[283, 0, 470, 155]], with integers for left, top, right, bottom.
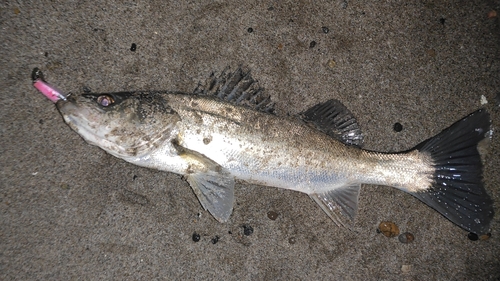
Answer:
[[55, 98, 69, 110], [56, 101, 89, 135], [56, 96, 79, 116]]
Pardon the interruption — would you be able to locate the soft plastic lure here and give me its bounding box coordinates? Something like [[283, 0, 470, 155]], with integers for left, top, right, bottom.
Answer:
[[32, 68, 67, 103]]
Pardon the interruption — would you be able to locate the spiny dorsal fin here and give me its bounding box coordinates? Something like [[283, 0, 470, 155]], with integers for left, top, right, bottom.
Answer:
[[302, 99, 363, 147], [193, 67, 275, 113]]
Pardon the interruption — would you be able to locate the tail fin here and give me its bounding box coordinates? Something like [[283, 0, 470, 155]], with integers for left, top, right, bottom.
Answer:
[[411, 109, 494, 235]]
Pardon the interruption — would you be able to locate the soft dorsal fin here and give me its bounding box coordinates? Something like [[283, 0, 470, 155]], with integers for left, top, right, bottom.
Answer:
[[193, 67, 275, 113], [302, 99, 363, 147]]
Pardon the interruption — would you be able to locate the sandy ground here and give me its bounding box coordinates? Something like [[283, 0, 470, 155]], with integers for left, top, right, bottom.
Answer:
[[1, 1, 500, 280]]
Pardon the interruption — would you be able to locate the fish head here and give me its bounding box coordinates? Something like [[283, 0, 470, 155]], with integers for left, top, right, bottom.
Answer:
[[56, 92, 180, 158]]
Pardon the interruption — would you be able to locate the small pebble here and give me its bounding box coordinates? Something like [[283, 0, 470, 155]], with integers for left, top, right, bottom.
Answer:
[[328, 59, 336, 68], [479, 233, 491, 241], [267, 211, 279, 220], [341, 0, 348, 9], [393, 122, 403, 132], [130, 43, 137, 52], [401, 264, 412, 273], [426, 49, 436, 57], [243, 225, 254, 236], [211, 235, 219, 244], [439, 17, 446, 25], [487, 10, 497, 18], [247, 27, 253, 33], [309, 41, 317, 48], [321, 26, 329, 33], [480, 95, 488, 105], [398, 232, 415, 243], [467, 232, 479, 241], [378, 221, 400, 238], [192, 232, 200, 242], [288, 237, 296, 244]]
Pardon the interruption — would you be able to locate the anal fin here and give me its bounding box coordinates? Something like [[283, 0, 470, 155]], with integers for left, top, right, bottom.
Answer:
[[309, 184, 361, 228]]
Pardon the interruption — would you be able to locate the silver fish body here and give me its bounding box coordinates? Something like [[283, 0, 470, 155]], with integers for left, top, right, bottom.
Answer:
[[165, 94, 434, 194], [42, 69, 493, 235]]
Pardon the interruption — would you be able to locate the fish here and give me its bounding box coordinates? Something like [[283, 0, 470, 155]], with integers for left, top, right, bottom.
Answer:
[[32, 67, 494, 235]]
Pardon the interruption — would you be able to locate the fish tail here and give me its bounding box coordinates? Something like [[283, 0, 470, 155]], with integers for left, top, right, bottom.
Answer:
[[411, 109, 494, 234]]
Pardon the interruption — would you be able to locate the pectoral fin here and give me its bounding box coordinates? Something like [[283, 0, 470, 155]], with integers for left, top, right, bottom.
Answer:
[[186, 169, 235, 223], [174, 142, 235, 223], [309, 184, 361, 228]]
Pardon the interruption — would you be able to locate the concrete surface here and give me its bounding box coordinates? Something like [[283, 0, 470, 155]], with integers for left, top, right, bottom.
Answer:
[[1, 0, 499, 280]]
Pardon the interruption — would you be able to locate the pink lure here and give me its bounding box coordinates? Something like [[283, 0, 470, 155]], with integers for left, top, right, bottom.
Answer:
[[32, 68, 67, 103]]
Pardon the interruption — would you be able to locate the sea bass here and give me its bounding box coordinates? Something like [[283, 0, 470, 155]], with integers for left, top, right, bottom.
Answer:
[[32, 68, 494, 235]]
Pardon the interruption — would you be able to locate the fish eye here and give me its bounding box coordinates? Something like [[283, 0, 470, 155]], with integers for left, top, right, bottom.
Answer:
[[97, 95, 115, 107]]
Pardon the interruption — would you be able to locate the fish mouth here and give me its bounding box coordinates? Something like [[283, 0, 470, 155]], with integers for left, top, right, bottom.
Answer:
[[58, 112, 140, 158], [56, 100, 117, 151]]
